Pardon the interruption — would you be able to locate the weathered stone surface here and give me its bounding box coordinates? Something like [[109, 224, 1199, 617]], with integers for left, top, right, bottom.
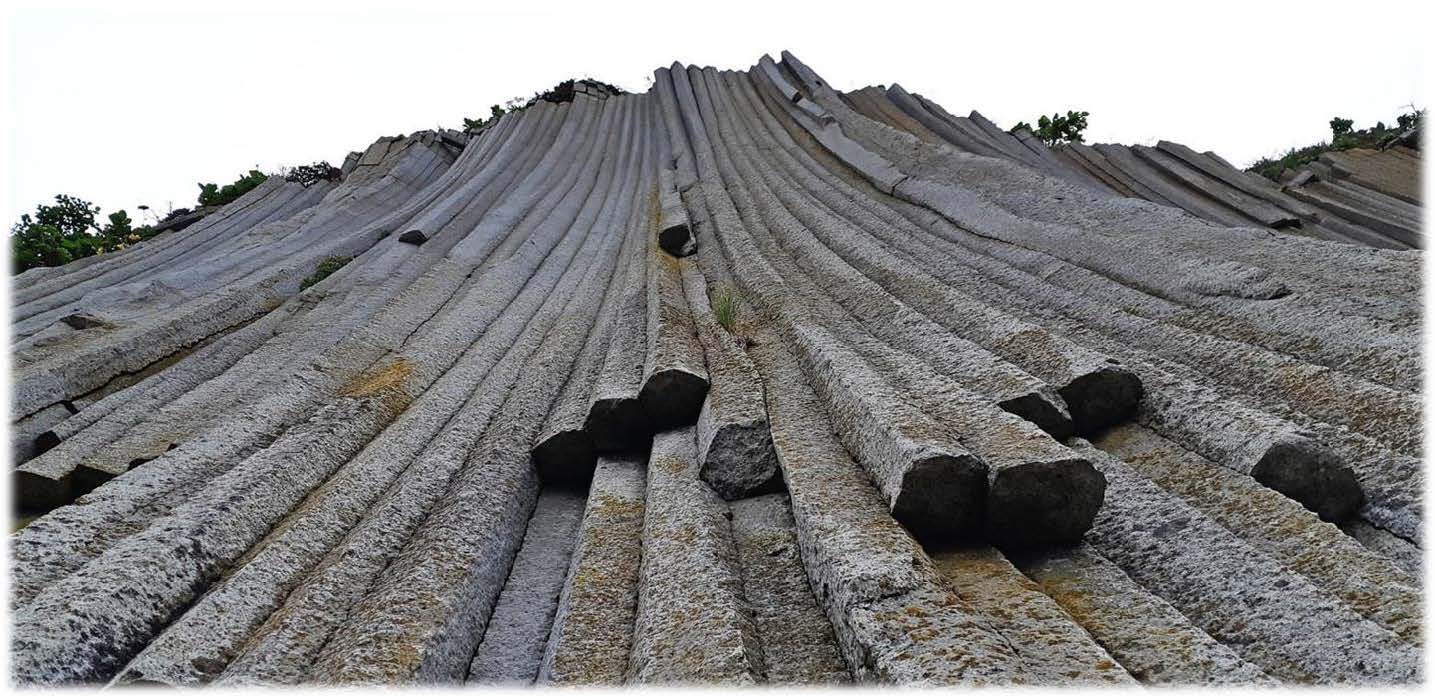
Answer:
[[678, 260, 782, 500], [1130, 363, 1364, 521], [627, 428, 763, 684], [750, 105, 1388, 532], [928, 546, 1135, 685], [1340, 519, 1422, 578], [657, 165, 695, 256], [1094, 423, 1420, 644], [583, 219, 650, 453], [728, 494, 849, 684], [532, 98, 650, 485], [713, 68, 1079, 438], [784, 51, 1421, 399], [113, 97, 632, 686], [538, 456, 647, 685], [667, 64, 990, 540], [13, 385, 411, 684], [692, 66, 1103, 545], [741, 320, 1025, 684], [1010, 544, 1274, 685], [1073, 438, 1419, 683], [11, 127, 481, 515], [7, 51, 1421, 689], [637, 235, 709, 431], [305, 99, 648, 686], [467, 490, 586, 684], [741, 72, 1144, 438]]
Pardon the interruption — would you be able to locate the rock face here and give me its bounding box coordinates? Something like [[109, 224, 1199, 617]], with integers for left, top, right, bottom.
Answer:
[[850, 84, 1421, 250], [8, 52, 1422, 687]]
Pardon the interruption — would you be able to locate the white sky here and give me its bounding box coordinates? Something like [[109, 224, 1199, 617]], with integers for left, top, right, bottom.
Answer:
[[2, 0, 1427, 228]]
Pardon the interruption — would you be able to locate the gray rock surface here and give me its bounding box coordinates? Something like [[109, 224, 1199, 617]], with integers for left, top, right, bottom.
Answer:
[[1011, 544, 1274, 685], [467, 490, 586, 684], [728, 494, 849, 684], [8, 51, 1421, 689], [742, 322, 1025, 684], [627, 428, 763, 683], [1074, 438, 1419, 683], [1094, 423, 1420, 644], [927, 546, 1135, 684], [538, 456, 647, 685], [638, 232, 709, 430], [679, 261, 782, 500], [656, 165, 695, 256]]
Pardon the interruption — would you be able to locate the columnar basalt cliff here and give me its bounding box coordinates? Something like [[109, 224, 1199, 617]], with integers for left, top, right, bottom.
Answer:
[[8, 52, 1423, 686], [849, 83, 1423, 250]]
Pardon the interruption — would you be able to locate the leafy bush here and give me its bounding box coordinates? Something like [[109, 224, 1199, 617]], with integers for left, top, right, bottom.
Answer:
[[101, 210, 151, 247], [1247, 108, 1423, 181], [300, 255, 352, 290], [9, 195, 160, 273], [12, 221, 79, 272], [1011, 110, 1090, 146], [158, 207, 191, 224], [32, 194, 99, 235], [197, 169, 268, 208], [285, 161, 340, 187], [464, 104, 508, 133], [11, 195, 101, 272], [12, 157, 342, 274]]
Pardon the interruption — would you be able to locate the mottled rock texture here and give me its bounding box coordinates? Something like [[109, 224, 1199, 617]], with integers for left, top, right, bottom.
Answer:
[[9, 51, 1420, 688]]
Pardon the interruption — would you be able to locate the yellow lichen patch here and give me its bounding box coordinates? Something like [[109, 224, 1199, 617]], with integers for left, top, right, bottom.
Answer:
[[392, 643, 422, 675], [591, 492, 643, 521], [653, 454, 686, 475], [1029, 570, 1098, 624], [341, 358, 414, 397]]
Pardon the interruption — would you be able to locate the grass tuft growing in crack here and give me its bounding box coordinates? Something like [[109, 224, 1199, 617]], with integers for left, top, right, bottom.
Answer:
[[301, 256, 352, 290], [712, 287, 739, 334]]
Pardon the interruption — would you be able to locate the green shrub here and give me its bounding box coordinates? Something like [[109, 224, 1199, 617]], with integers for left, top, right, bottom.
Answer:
[[1247, 142, 1332, 182], [12, 156, 350, 274], [197, 169, 268, 208], [285, 161, 339, 187], [10, 195, 101, 273], [464, 104, 508, 133], [7, 195, 166, 273], [1011, 110, 1090, 146], [1246, 108, 1424, 181], [300, 256, 352, 290]]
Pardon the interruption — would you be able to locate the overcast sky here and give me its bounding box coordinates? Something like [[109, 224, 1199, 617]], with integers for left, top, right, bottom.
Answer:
[[3, 0, 1426, 227]]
